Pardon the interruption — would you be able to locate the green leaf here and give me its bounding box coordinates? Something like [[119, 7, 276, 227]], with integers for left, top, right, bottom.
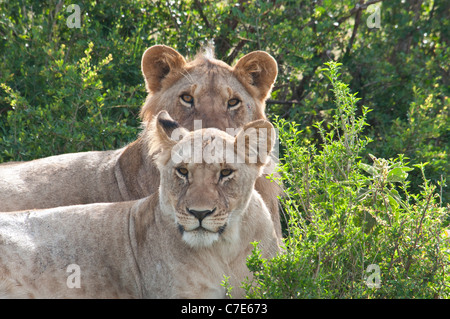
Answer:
[[387, 194, 399, 209], [316, 6, 325, 15], [359, 162, 377, 176], [387, 167, 409, 182]]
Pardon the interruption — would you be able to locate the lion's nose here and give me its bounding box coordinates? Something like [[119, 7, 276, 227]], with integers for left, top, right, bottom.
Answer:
[[187, 208, 216, 222]]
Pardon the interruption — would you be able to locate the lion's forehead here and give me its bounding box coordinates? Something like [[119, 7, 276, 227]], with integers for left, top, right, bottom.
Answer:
[[176, 128, 234, 146], [186, 56, 233, 75], [180, 59, 246, 92], [171, 130, 240, 164]]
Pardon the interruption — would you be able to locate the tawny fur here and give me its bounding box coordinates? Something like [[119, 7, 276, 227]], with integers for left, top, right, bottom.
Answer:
[[0, 45, 283, 236], [0, 113, 280, 299]]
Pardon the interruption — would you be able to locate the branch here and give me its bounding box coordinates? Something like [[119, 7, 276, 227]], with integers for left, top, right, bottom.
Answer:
[[288, 0, 386, 104], [193, 0, 212, 30], [266, 99, 302, 105], [225, 39, 248, 64], [215, 0, 247, 59], [404, 193, 433, 278], [344, 0, 365, 59]]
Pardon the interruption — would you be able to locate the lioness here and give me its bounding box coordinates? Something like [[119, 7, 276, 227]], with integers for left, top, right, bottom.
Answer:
[[0, 45, 282, 236], [0, 111, 280, 298]]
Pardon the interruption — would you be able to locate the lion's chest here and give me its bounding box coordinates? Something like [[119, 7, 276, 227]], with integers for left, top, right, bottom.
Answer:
[[142, 240, 241, 298]]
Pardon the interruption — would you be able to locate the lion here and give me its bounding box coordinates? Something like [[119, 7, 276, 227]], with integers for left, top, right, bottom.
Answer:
[[0, 45, 283, 236], [0, 111, 280, 298]]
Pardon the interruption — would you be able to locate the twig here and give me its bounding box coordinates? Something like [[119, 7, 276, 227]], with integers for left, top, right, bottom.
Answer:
[[404, 193, 433, 277], [344, 0, 364, 59], [266, 99, 302, 105], [193, 0, 212, 30], [226, 39, 248, 64]]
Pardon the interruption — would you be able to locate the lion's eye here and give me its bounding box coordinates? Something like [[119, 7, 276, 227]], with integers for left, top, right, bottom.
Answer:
[[227, 98, 241, 109], [176, 167, 189, 177], [220, 169, 233, 178], [180, 94, 194, 106]]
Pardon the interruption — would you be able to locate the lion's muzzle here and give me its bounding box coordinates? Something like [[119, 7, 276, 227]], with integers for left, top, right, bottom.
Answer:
[[176, 207, 228, 248], [187, 207, 216, 223]]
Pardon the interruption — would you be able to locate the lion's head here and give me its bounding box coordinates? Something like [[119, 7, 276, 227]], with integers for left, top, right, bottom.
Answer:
[[140, 45, 278, 131], [149, 111, 275, 248]]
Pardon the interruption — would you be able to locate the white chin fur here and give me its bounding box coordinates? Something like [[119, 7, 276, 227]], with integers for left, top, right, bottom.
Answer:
[[182, 230, 220, 248]]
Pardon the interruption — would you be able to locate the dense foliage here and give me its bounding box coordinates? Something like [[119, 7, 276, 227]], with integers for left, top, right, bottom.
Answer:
[[242, 62, 449, 298], [1, 0, 448, 298]]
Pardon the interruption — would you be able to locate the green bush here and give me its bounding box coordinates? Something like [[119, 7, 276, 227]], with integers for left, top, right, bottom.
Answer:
[[242, 62, 449, 298], [370, 89, 449, 204], [0, 42, 138, 160]]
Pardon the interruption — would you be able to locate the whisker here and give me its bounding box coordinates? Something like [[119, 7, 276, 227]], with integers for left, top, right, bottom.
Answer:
[[179, 69, 194, 84]]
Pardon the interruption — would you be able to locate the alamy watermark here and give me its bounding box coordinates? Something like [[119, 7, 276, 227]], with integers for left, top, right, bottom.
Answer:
[[66, 4, 81, 29], [364, 264, 381, 289], [66, 264, 81, 288], [366, 3, 381, 29]]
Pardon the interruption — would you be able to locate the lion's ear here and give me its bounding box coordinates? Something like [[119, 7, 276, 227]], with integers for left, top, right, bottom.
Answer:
[[141, 45, 186, 93], [150, 111, 188, 154], [234, 119, 275, 166], [233, 51, 278, 102]]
